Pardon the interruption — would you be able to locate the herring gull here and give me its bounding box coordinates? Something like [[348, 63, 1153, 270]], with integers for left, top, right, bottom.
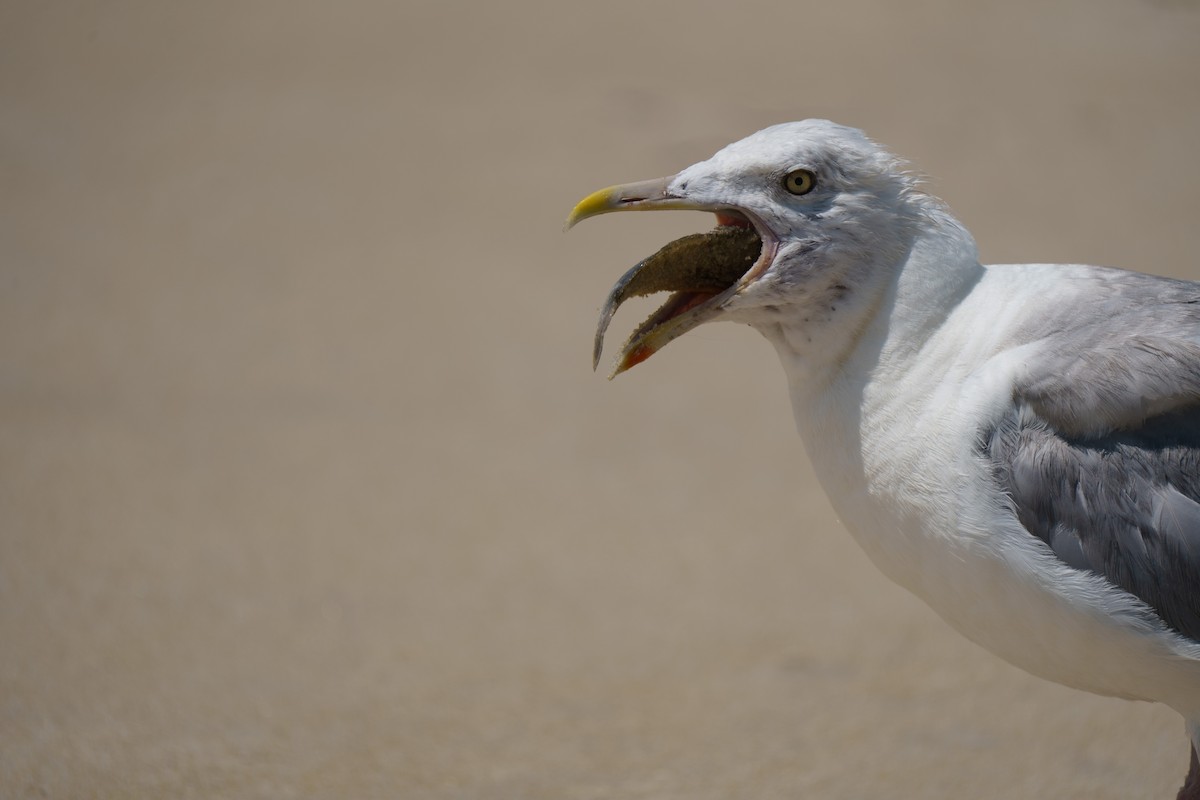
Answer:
[[567, 119, 1200, 798]]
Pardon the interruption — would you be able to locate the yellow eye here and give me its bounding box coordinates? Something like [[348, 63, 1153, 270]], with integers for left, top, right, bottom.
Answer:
[[783, 169, 816, 195]]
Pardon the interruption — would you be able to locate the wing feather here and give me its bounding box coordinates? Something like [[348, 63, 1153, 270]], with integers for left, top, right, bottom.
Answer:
[[983, 269, 1200, 641]]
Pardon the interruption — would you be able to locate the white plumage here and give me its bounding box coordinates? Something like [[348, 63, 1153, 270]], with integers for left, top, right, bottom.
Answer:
[[569, 120, 1200, 797]]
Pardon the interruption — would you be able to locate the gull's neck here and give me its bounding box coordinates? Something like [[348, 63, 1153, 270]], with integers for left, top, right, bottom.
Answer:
[[768, 205, 983, 412], [762, 204, 984, 592]]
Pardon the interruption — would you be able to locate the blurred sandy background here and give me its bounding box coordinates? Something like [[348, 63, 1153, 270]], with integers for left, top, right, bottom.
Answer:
[[3, 2, 1199, 797]]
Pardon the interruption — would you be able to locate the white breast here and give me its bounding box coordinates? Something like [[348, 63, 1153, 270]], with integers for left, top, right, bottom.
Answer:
[[776, 264, 1200, 716]]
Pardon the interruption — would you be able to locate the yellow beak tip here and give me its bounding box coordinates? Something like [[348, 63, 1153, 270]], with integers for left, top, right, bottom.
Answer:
[[564, 185, 619, 232]]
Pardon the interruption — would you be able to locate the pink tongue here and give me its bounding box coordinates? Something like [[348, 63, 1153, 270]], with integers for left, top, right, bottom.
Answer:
[[715, 211, 752, 229]]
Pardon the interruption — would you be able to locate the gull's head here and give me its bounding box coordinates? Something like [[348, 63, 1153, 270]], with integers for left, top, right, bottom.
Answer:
[[569, 119, 927, 376]]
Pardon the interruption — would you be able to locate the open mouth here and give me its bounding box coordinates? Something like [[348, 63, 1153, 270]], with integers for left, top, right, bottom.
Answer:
[[593, 211, 775, 375]]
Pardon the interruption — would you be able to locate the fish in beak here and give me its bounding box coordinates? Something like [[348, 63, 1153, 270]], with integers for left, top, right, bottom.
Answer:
[[566, 176, 775, 377]]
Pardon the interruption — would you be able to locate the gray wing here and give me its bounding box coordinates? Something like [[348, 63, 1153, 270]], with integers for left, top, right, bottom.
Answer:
[[982, 267, 1200, 642]]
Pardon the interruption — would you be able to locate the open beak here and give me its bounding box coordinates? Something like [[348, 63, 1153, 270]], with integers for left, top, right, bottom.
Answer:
[[567, 176, 777, 377]]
